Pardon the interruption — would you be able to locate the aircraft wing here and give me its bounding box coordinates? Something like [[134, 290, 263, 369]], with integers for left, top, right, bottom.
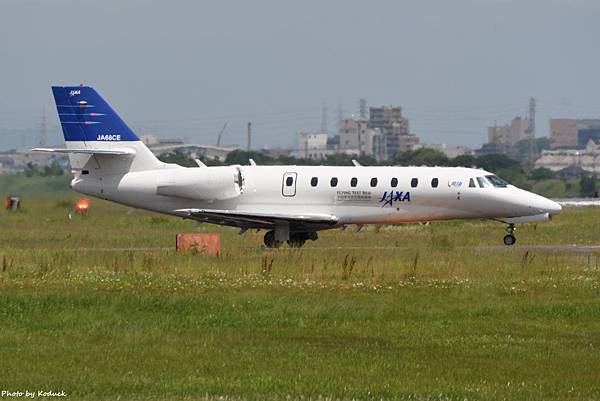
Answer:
[[174, 208, 339, 230], [32, 148, 136, 156]]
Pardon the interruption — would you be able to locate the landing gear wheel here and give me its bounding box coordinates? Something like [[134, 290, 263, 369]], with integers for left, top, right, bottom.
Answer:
[[263, 230, 281, 248], [503, 234, 516, 246], [503, 224, 516, 246], [287, 236, 306, 248]]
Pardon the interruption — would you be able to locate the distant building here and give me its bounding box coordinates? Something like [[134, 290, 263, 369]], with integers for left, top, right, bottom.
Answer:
[[487, 124, 511, 146], [487, 116, 531, 147], [367, 106, 420, 158], [138, 134, 237, 161], [0, 148, 65, 174], [428, 144, 473, 158], [261, 147, 292, 159], [550, 119, 578, 149], [368, 106, 403, 127], [510, 116, 532, 145], [294, 132, 333, 160], [337, 119, 382, 159], [550, 119, 600, 149], [475, 142, 508, 157], [140, 134, 162, 146], [535, 140, 600, 174]]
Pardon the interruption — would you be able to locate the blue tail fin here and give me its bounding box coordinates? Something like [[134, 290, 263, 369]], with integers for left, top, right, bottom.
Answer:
[[52, 86, 140, 142]]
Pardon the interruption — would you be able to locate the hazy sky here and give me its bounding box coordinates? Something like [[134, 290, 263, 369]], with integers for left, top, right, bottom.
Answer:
[[1, 0, 600, 150]]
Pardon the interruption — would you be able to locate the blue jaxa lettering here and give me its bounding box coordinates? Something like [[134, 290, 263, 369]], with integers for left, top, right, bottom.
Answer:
[[379, 190, 411, 207]]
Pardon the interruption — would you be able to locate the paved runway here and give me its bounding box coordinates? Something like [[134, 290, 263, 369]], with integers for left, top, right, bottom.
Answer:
[[73, 244, 600, 254], [473, 244, 600, 254]]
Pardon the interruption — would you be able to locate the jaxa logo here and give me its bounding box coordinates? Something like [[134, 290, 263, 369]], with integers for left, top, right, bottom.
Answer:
[[69, 90, 81, 96], [379, 190, 411, 207], [96, 134, 121, 141]]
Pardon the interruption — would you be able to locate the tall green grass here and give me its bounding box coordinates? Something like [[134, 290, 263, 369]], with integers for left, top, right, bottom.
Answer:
[[0, 197, 599, 400]]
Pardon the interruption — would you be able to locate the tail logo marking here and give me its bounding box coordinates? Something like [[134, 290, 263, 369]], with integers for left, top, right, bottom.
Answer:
[[69, 90, 81, 96]]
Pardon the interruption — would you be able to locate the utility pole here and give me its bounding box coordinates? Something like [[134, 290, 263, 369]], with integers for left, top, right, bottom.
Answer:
[[528, 97, 536, 136], [40, 107, 47, 146], [527, 97, 537, 162], [247, 122, 252, 151]]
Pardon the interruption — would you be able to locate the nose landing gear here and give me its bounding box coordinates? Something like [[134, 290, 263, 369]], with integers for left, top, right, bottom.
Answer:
[[503, 224, 516, 246]]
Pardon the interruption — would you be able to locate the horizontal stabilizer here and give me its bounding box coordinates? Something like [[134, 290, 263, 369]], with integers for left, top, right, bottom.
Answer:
[[32, 147, 136, 156]]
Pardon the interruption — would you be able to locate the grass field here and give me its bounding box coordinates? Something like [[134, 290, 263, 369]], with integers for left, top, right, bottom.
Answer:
[[1, 196, 600, 400]]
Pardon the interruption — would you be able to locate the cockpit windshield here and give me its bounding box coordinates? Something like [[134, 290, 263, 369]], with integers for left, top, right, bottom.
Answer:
[[485, 175, 509, 188], [476, 177, 489, 188]]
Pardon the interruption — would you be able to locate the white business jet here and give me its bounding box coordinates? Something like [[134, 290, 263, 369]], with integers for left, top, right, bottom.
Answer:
[[34, 86, 561, 248]]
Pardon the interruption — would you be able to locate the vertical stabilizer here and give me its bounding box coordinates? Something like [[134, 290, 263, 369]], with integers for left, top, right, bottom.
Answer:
[[51, 86, 161, 172]]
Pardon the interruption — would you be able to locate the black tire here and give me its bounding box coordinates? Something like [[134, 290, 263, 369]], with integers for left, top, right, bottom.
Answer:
[[263, 231, 280, 248], [503, 234, 516, 246], [287, 238, 306, 248]]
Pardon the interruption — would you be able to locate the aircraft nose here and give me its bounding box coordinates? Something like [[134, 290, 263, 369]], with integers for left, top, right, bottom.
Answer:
[[531, 193, 562, 215], [546, 199, 562, 215]]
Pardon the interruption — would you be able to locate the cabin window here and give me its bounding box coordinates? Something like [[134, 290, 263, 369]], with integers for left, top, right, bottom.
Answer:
[[476, 177, 489, 188], [411, 178, 418, 188], [351, 177, 358, 187], [431, 178, 439, 188], [311, 177, 318, 187], [370, 178, 378, 187], [391, 177, 398, 187], [330, 177, 338, 187], [285, 176, 294, 186], [469, 178, 476, 188], [486, 175, 508, 188]]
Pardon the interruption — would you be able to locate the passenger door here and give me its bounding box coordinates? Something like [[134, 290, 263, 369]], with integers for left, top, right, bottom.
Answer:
[[282, 172, 297, 197]]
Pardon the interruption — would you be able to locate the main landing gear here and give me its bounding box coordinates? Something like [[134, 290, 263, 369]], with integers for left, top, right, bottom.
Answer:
[[263, 230, 281, 248], [263, 230, 318, 248], [503, 224, 516, 246]]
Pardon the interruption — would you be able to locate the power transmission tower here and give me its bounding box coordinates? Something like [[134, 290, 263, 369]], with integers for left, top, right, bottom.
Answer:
[[320, 104, 328, 135], [359, 98, 367, 119], [336, 101, 343, 132]]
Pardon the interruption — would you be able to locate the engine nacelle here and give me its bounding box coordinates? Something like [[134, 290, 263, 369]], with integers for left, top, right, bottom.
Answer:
[[156, 166, 242, 201]]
